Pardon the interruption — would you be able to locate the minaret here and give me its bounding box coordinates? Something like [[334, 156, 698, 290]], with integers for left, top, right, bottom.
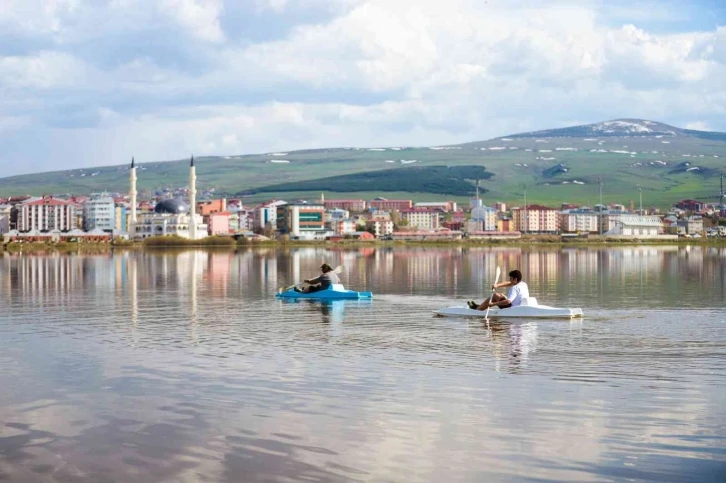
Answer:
[[129, 157, 137, 238], [189, 155, 197, 240], [320, 192, 325, 204]]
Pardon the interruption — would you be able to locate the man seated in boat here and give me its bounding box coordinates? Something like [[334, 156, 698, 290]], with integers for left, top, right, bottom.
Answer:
[[468, 269, 529, 310], [296, 263, 341, 293]]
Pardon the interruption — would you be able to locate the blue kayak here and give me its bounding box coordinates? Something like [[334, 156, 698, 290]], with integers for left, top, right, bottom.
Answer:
[[276, 283, 373, 300]]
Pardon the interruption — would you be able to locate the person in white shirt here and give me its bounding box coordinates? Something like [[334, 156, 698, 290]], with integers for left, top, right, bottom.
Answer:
[[469, 269, 529, 310]]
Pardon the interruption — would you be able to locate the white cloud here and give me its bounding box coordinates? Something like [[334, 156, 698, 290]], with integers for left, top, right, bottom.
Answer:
[[159, 0, 225, 43], [684, 121, 712, 131], [0, 51, 96, 89], [0, 0, 724, 176]]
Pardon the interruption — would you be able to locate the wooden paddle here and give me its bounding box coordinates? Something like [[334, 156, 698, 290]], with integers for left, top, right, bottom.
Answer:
[[483, 266, 502, 321], [279, 265, 344, 293]]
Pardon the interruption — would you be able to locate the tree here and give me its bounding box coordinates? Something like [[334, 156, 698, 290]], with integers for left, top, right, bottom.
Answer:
[[262, 222, 276, 237]]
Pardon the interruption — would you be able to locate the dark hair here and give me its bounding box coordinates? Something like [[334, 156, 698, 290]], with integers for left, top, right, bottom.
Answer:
[[320, 263, 332, 271], [508, 270, 522, 282]]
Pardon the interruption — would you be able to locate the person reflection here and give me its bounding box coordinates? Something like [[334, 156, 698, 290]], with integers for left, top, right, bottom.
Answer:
[[485, 321, 538, 374], [282, 299, 346, 327], [316, 300, 345, 326]]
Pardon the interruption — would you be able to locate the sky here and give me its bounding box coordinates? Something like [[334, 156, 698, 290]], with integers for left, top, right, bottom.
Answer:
[[0, 0, 724, 176]]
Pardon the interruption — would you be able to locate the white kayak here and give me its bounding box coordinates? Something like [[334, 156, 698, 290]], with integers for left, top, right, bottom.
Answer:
[[434, 297, 584, 319]]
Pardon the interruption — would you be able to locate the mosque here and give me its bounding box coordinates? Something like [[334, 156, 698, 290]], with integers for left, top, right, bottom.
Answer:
[[128, 156, 208, 240]]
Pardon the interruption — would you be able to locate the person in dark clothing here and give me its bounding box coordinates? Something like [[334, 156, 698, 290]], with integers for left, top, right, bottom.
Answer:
[[297, 263, 341, 293]]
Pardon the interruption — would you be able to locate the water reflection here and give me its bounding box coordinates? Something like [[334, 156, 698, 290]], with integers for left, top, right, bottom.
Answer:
[[2, 245, 723, 310], [0, 247, 725, 482], [485, 321, 539, 374]]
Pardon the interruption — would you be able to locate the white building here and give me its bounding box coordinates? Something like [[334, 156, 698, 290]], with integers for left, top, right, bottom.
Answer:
[[334, 218, 357, 235], [17, 196, 76, 232], [401, 209, 440, 230], [83, 194, 116, 232], [229, 206, 253, 232], [325, 208, 350, 223], [677, 216, 704, 236], [560, 210, 598, 234], [605, 215, 663, 237], [468, 205, 497, 232], [254, 200, 287, 230], [366, 218, 394, 237], [133, 199, 208, 239], [0, 205, 10, 234]]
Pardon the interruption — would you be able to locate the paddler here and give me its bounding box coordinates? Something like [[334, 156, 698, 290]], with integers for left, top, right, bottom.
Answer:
[[468, 269, 529, 310], [296, 263, 341, 293]]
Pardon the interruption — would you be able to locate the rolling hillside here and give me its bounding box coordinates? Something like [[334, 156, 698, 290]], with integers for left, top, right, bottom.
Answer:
[[0, 119, 724, 209]]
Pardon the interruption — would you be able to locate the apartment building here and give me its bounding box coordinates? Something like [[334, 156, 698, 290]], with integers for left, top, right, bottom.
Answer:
[[277, 202, 326, 239], [0, 205, 10, 234], [560, 209, 598, 233], [414, 201, 457, 212], [366, 217, 394, 237], [468, 205, 497, 231], [83, 194, 116, 232], [17, 196, 76, 232], [369, 199, 412, 211], [511, 205, 559, 233], [207, 212, 231, 236], [334, 218, 357, 235], [198, 199, 227, 216], [114, 204, 127, 232], [401, 208, 439, 230], [324, 199, 366, 212], [254, 200, 287, 230]]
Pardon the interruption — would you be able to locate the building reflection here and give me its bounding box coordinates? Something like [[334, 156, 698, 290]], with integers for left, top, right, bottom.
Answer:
[[1, 245, 723, 325]]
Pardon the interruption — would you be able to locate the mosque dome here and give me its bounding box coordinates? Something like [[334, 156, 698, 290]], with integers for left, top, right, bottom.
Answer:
[[154, 198, 189, 214]]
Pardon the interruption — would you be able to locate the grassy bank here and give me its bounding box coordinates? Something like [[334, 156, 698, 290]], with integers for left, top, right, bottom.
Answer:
[[142, 235, 237, 248], [2, 241, 114, 253]]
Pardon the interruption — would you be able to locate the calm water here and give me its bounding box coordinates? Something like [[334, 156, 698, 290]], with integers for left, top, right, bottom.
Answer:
[[0, 246, 725, 482]]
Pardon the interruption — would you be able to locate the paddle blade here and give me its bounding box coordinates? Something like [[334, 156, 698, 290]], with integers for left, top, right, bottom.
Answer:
[[494, 266, 501, 284], [333, 265, 344, 274]]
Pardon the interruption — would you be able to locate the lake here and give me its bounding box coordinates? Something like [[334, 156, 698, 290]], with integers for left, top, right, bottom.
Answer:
[[1, 246, 724, 482]]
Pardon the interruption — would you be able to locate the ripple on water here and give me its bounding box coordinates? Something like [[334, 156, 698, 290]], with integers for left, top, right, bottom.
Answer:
[[1, 249, 725, 482]]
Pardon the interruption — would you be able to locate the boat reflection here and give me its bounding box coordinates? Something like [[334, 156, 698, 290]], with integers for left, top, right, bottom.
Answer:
[[482, 320, 539, 374]]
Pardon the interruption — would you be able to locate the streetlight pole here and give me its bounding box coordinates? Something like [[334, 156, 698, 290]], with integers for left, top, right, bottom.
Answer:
[[636, 184, 643, 214]]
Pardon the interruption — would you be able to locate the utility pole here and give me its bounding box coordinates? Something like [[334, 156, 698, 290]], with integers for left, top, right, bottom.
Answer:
[[636, 184, 643, 214], [522, 183, 528, 235], [598, 177, 603, 235]]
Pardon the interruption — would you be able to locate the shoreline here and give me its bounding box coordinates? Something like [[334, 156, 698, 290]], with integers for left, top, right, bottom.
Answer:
[[2, 235, 725, 253]]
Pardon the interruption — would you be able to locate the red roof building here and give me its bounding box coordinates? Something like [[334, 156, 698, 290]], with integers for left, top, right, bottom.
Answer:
[[17, 196, 76, 232]]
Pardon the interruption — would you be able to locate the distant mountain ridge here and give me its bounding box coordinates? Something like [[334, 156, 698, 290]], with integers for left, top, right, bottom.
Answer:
[[495, 118, 726, 142], [0, 118, 724, 209]]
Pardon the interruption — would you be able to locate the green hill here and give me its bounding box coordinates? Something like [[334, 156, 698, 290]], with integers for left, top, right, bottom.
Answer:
[[243, 165, 493, 197], [1, 118, 724, 210]]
